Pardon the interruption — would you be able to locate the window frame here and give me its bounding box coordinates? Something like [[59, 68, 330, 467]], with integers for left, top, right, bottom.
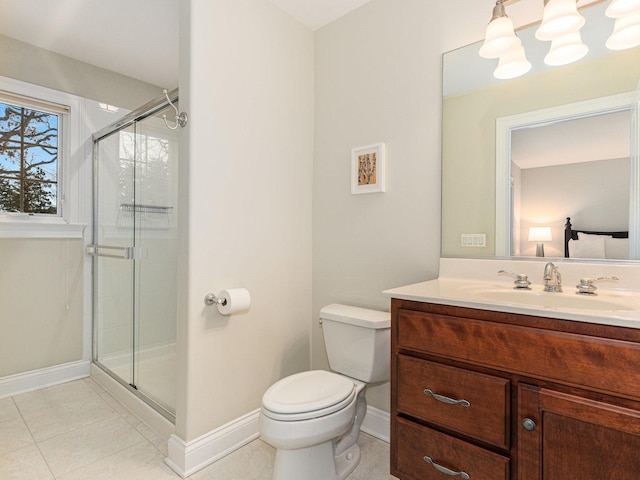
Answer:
[[0, 77, 86, 238]]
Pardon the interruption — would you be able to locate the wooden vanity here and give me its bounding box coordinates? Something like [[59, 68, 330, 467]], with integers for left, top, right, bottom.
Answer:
[[390, 298, 640, 480]]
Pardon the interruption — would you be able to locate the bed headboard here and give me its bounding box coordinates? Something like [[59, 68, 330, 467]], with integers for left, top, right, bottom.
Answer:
[[564, 217, 629, 258]]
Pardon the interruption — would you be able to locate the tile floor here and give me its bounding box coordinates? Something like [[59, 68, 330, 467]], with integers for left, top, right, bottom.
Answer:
[[0, 378, 392, 479]]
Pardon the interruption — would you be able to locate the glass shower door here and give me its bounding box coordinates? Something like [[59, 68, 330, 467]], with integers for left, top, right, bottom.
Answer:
[[92, 99, 178, 419], [131, 105, 178, 415], [93, 125, 136, 388]]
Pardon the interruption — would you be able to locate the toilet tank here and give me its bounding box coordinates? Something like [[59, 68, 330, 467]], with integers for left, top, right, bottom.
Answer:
[[320, 304, 391, 383]]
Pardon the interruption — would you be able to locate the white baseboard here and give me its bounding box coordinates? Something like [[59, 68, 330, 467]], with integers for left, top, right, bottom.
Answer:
[[361, 405, 390, 444], [164, 405, 390, 478], [0, 360, 90, 399], [165, 409, 261, 478]]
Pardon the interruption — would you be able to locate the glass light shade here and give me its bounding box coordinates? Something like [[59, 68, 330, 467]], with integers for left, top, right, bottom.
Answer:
[[528, 227, 553, 242], [544, 31, 589, 65], [535, 0, 586, 41], [606, 12, 640, 49], [606, 0, 640, 18], [479, 16, 522, 58], [494, 45, 532, 79]]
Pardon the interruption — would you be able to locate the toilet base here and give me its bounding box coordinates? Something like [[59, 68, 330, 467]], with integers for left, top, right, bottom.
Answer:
[[272, 441, 361, 480], [335, 443, 361, 480]]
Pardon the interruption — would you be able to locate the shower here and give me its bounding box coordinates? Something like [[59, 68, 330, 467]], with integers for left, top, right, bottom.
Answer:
[[89, 90, 181, 421]]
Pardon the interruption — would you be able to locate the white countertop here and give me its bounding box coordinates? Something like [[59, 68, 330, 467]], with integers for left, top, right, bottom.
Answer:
[[383, 258, 640, 330]]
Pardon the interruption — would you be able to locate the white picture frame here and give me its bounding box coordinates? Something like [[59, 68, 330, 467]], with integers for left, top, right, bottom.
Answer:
[[351, 142, 386, 194]]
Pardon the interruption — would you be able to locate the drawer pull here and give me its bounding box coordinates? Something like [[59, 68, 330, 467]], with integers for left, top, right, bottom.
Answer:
[[424, 389, 471, 408], [423, 456, 470, 479]]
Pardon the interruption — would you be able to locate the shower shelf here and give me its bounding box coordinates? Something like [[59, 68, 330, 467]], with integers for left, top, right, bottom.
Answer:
[[117, 203, 174, 229]]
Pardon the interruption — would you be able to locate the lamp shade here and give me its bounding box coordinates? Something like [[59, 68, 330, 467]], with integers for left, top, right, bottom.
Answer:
[[535, 0, 586, 41], [494, 45, 532, 79], [606, 0, 640, 18], [479, 15, 521, 58], [544, 30, 589, 65], [606, 12, 640, 49], [528, 227, 553, 242]]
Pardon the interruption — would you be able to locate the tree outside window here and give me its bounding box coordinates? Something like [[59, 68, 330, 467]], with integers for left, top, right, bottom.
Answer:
[[0, 102, 59, 214]]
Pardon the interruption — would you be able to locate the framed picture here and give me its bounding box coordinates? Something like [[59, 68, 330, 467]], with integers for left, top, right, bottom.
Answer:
[[351, 142, 386, 194]]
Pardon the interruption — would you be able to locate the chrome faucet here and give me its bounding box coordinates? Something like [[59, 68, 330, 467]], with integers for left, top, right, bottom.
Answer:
[[543, 262, 562, 292]]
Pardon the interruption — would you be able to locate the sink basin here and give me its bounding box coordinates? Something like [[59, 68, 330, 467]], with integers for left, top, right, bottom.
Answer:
[[472, 289, 634, 311]]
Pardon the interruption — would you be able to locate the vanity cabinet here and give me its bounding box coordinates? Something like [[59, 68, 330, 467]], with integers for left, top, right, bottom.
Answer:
[[390, 299, 640, 480]]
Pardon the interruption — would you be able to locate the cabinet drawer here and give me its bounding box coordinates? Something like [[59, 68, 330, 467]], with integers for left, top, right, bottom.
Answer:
[[397, 309, 640, 400], [396, 355, 510, 449], [394, 416, 510, 480]]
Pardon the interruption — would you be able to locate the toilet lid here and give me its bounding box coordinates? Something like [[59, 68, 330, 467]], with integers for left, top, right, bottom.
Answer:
[[262, 370, 356, 418]]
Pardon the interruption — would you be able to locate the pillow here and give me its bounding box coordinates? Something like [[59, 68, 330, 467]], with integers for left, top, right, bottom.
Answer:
[[568, 236, 606, 259], [604, 237, 629, 260]]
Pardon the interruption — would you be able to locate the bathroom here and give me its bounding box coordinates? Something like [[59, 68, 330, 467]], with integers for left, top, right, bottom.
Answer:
[[1, 0, 639, 478]]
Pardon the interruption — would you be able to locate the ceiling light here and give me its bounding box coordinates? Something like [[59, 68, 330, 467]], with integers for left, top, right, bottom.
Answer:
[[535, 0, 586, 41], [494, 45, 533, 79], [544, 30, 589, 65], [606, 0, 640, 18], [606, 12, 640, 49], [479, 0, 522, 59]]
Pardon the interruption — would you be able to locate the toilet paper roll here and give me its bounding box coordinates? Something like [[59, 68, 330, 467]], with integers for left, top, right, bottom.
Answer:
[[216, 288, 251, 315]]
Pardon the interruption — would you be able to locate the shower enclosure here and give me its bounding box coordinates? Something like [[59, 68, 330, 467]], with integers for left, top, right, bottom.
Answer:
[[90, 91, 180, 420]]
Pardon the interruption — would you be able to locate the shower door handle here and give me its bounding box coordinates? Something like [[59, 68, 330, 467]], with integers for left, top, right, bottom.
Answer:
[[86, 244, 147, 260]]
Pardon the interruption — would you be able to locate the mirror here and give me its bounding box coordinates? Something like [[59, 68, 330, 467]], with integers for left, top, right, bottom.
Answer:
[[442, 1, 640, 260]]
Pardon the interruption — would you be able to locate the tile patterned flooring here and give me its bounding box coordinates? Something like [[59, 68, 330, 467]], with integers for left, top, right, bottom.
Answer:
[[0, 378, 392, 479]]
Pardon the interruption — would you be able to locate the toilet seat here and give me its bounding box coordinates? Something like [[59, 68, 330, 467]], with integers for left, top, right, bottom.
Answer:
[[262, 370, 356, 421]]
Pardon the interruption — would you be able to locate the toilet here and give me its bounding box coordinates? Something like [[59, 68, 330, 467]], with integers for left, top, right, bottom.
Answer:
[[259, 304, 390, 480]]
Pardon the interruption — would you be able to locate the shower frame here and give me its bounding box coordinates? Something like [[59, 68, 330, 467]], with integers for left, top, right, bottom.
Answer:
[[90, 89, 179, 422]]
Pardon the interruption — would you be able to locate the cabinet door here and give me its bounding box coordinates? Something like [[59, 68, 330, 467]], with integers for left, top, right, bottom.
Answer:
[[518, 384, 640, 479]]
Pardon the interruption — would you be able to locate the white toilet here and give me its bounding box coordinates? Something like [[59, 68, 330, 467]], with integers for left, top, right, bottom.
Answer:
[[259, 304, 390, 480]]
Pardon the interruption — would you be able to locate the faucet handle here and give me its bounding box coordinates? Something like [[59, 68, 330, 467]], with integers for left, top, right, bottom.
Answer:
[[576, 276, 619, 295], [498, 270, 532, 290]]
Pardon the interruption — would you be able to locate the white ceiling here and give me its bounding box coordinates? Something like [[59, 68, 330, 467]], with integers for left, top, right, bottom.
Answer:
[[269, 0, 373, 30], [0, 0, 372, 90]]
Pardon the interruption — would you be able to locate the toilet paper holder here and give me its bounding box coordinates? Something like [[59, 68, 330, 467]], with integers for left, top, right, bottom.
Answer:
[[204, 293, 227, 306]]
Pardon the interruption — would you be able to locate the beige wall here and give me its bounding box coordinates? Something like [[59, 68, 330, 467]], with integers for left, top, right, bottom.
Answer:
[[0, 239, 84, 377], [313, 0, 444, 412], [177, 0, 314, 441], [442, 48, 640, 257], [0, 34, 161, 109]]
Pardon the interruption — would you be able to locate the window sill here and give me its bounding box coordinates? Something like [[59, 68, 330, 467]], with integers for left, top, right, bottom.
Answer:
[[0, 218, 87, 239]]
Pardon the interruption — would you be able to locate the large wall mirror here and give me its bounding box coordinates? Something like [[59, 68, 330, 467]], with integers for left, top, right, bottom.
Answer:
[[442, 1, 640, 261]]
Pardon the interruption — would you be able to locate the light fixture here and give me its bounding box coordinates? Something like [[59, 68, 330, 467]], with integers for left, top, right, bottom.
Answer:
[[544, 30, 589, 65], [536, 0, 586, 41], [494, 45, 532, 79], [479, 0, 640, 79], [607, 12, 640, 49], [606, 0, 640, 18], [479, 0, 522, 59], [606, 0, 640, 50], [528, 227, 552, 257]]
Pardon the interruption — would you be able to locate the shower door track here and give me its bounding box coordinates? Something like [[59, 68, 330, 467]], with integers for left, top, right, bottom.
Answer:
[[93, 88, 179, 143], [92, 361, 176, 423]]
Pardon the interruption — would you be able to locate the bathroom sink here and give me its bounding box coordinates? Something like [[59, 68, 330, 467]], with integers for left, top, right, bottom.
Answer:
[[472, 289, 634, 311]]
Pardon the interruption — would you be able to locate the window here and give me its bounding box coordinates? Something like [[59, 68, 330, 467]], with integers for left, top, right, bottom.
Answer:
[[0, 101, 60, 214], [0, 76, 86, 239]]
